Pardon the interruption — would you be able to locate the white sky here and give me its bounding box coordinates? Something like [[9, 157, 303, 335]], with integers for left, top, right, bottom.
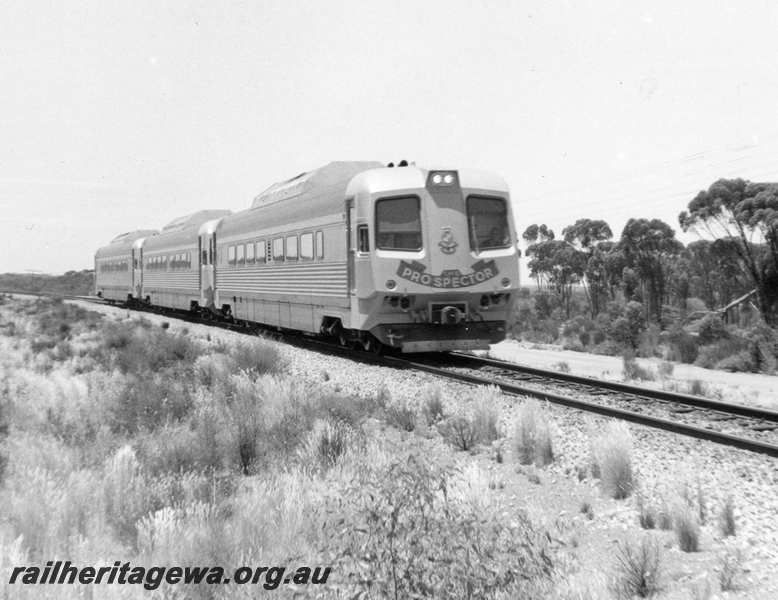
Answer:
[[2, 1, 778, 273]]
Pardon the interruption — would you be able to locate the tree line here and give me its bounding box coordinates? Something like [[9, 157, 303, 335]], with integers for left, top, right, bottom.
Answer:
[[522, 177, 778, 326]]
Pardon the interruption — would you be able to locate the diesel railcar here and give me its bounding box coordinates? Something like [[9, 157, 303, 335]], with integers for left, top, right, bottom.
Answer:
[[94, 230, 157, 302], [95, 161, 520, 353]]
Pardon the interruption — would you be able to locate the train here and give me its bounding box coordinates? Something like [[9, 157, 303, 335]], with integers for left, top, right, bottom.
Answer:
[[94, 161, 519, 353]]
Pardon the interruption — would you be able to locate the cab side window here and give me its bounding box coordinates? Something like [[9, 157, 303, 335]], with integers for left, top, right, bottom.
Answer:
[[357, 225, 369, 252]]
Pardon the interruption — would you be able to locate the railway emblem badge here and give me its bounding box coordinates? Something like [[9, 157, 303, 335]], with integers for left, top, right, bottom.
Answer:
[[438, 227, 458, 254]]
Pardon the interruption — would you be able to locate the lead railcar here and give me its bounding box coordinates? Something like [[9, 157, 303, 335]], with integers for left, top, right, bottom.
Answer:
[[209, 161, 519, 352]]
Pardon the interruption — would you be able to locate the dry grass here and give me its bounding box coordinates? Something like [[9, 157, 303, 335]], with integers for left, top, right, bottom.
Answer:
[[438, 415, 478, 451], [421, 385, 446, 425], [611, 535, 663, 599], [0, 296, 560, 598], [718, 545, 745, 591], [673, 505, 701, 552], [385, 400, 418, 432], [513, 399, 554, 467], [471, 385, 502, 444], [719, 495, 737, 537], [590, 421, 634, 499]]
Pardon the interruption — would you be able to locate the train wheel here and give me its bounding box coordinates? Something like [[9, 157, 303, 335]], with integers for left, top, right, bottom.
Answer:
[[363, 336, 383, 355], [338, 331, 348, 347]]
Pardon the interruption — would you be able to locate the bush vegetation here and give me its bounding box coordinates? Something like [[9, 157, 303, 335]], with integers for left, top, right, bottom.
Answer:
[[0, 296, 559, 597], [513, 400, 554, 467], [611, 535, 663, 599], [590, 421, 635, 499], [320, 449, 553, 598], [510, 244, 778, 374]]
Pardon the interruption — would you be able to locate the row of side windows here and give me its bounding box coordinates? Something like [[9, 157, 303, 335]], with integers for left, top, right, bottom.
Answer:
[[99, 260, 129, 272], [146, 252, 193, 270], [227, 231, 324, 266]]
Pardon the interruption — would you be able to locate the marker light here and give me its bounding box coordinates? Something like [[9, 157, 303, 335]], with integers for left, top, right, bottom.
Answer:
[[386, 279, 397, 290], [501, 277, 511, 288], [428, 171, 458, 187]]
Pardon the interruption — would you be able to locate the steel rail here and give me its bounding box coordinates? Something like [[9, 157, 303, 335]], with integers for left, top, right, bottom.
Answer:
[[382, 354, 778, 458], [446, 352, 778, 423]]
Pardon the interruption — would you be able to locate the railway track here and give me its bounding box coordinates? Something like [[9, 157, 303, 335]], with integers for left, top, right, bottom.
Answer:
[[7, 289, 778, 458], [382, 353, 778, 458]]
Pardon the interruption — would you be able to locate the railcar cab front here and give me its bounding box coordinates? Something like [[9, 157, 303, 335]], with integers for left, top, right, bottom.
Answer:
[[345, 165, 519, 353]]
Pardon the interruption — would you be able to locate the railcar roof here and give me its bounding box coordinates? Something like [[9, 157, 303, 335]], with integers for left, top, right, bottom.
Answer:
[[161, 210, 232, 232], [250, 161, 382, 210], [220, 161, 382, 237], [145, 209, 232, 251], [95, 229, 159, 259]]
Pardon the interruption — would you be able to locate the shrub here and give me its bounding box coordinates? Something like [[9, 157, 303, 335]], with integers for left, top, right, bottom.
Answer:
[[579, 500, 594, 520], [471, 385, 502, 444], [688, 379, 707, 397], [552, 361, 571, 373], [135, 423, 203, 475], [611, 535, 662, 599], [657, 361, 674, 379], [695, 334, 750, 370], [591, 422, 634, 499], [610, 301, 646, 350], [227, 339, 282, 376], [513, 400, 554, 467], [665, 325, 698, 364], [421, 385, 445, 426], [715, 350, 756, 373], [385, 401, 417, 432], [300, 418, 357, 471], [697, 314, 728, 345], [719, 495, 736, 537], [673, 505, 700, 552], [637, 324, 662, 358], [222, 375, 265, 474], [636, 490, 656, 530], [108, 373, 194, 433], [103, 445, 155, 544], [718, 546, 744, 591], [321, 449, 553, 598], [439, 415, 478, 451], [622, 353, 655, 381]]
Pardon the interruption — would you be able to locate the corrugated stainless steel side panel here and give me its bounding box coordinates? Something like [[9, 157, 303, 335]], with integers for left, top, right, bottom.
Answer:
[[217, 263, 347, 297]]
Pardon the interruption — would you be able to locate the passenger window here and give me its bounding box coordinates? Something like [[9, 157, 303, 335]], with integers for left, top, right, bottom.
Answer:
[[237, 244, 245, 266], [300, 233, 314, 260], [375, 196, 422, 250], [466, 195, 511, 252], [228, 246, 236, 265], [315, 231, 324, 259], [256, 240, 266, 263], [357, 225, 370, 253], [286, 235, 298, 260], [272, 238, 284, 261], [246, 243, 255, 264]]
